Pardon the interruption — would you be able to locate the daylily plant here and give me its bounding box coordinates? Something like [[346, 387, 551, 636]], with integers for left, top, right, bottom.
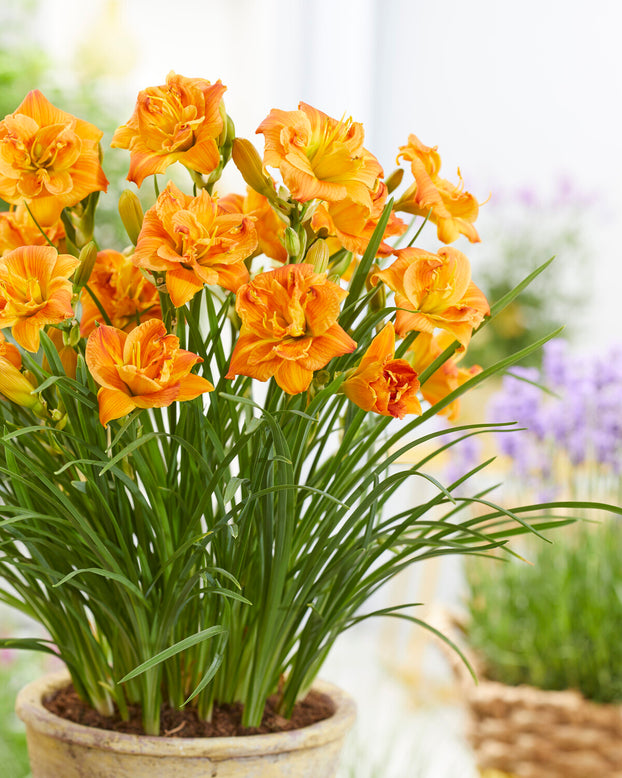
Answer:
[[0, 72, 605, 737]]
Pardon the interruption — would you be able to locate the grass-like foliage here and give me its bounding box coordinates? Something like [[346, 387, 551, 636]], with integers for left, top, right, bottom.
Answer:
[[0, 76, 618, 737], [465, 520, 622, 703]]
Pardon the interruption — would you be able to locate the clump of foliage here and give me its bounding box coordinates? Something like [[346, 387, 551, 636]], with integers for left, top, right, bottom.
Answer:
[[466, 520, 622, 704]]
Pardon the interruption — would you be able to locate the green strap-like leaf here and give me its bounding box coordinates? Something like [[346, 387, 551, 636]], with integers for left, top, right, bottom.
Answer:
[[53, 568, 146, 602], [118, 626, 228, 684]]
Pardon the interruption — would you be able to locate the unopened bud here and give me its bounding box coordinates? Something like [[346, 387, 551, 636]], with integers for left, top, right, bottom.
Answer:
[[366, 265, 386, 310], [23, 370, 37, 386], [217, 102, 229, 146], [118, 190, 144, 245], [369, 281, 386, 312], [283, 227, 301, 259], [223, 114, 235, 148], [54, 411, 68, 430], [73, 241, 98, 290], [232, 138, 277, 201], [306, 239, 330, 274], [315, 370, 330, 387], [385, 168, 404, 194], [0, 360, 46, 417], [65, 190, 96, 247], [68, 321, 81, 348]]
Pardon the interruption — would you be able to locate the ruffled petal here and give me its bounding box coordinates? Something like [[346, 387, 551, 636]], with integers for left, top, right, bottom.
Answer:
[[85, 325, 128, 389], [97, 387, 137, 428]]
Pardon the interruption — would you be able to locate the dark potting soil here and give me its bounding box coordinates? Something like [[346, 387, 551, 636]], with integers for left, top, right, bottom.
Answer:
[[44, 683, 335, 738]]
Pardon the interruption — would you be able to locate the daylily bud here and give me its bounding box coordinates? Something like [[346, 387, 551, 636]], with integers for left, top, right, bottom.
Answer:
[[223, 114, 236, 149], [300, 199, 319, 223], [307, 239, 330, 274], [68, 321, 81, 348], [369, 281, 386, 312], [71, 190, 100, 247], [315, 369, 330, 387], [217, 103, 230, 146], [53, 410, 68, 430], [0, 358, 46, 417], [385, 168, 404, 194], [232, 138, 277, 201], [283, 227, 301, 259], [118, 190, 144, 245], [73, 241, 98, 290]]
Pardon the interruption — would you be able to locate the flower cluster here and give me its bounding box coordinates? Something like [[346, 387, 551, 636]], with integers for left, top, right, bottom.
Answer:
[[0, 71, 526, 735], [0, 70, 488, 427]]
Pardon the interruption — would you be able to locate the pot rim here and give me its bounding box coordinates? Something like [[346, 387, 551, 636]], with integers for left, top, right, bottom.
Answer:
[[16, 671, 357, 759]]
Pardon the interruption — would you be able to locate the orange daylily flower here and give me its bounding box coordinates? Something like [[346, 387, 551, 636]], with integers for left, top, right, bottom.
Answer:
[[226, 263, 356, 394], [372, 246, 489, 348], [85, 318, 213, 427], [0, 332, 45, 415], [80, 249, 161, 337], [0, 90, 108, 224], [257, 102, 383, 206], [111, 72, 227, 187], [133, 182, 257, 307], [311, 182, 406, 257], [0, 204, 65, 256], [0, 245, 79, 352], [395, 133, 480, 244], [220, 187, 288, 264], [409, 331, 481, 420], [343, 323, 421, 419]]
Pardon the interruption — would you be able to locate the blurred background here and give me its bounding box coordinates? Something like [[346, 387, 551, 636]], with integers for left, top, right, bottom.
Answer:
[[1, 1, 621, 776]]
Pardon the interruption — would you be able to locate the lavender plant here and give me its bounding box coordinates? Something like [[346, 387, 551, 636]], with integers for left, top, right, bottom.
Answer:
[[466, 518, 622, 702], [463, 340, 622, 701], [488, 339, 622, 503]]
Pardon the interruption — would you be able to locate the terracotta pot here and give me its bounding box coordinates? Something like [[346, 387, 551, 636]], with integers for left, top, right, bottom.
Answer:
[[16, 672, 356, 778]]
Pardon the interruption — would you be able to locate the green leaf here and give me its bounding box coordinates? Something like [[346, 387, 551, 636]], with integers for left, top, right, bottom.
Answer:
[[488, 256, 555, 319], [182, 652, 224, 706], [341, 198, 394, 327], [53, 568, 146, 602], [0, 637, 59, 656], [118, 626, 228, 683], [223, 477, 247, 504]]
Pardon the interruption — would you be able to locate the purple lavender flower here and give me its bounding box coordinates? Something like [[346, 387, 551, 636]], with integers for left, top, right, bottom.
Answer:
[[483, 338, 622, 498], [542, 339, 570, 389], [443, 431, 483, 488]]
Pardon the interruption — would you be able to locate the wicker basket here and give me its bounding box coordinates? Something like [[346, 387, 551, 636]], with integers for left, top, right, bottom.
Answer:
[[438, 611, 622, 777], [466, 676, 622, 777]]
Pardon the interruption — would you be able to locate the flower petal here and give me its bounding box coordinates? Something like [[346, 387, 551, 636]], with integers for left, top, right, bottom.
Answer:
[[176, 373, 214, 401], [97, 387, 137, 428], [85, 325, 128, 389]]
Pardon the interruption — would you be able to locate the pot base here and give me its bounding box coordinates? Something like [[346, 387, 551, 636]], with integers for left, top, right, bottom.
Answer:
[[17, 672, 357, 778]]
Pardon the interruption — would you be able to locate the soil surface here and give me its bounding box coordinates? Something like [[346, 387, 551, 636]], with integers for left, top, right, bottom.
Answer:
[[44, 683, 335, 738]]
